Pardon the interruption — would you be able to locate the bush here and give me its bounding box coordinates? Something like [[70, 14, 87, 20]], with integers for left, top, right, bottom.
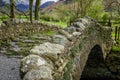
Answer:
[[87, 0, 104, 20], [0, 15, 9, 21], [101, 13, 109, 22], [40, 13, 60, 22]]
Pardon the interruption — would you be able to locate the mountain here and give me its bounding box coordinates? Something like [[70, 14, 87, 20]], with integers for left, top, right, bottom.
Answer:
[[16, 1, 55, 12], [41, 0, 65, 13], [16, 4, 29, 12], [0, 0, 5, 7], [40, 1, 55, 9], [0, 0, 57, 12]]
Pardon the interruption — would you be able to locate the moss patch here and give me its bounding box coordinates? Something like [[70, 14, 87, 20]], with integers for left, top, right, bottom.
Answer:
[[112, 46, 120, 52], [6, 50, 18, 56], [63, 59, 73, 80], [44, 31, 56, 36]]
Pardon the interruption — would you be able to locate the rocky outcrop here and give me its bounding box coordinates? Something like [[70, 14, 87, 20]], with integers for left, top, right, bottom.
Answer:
[[21, 54, 50, 73], [30, 42, 65, 61], [20, 17, 112, 80], [23, 66, 53, 80]]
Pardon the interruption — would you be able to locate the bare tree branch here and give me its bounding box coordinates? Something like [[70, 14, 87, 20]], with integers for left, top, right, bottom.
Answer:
[[0, 10, 10, 17], [14, 4, 29, 19]]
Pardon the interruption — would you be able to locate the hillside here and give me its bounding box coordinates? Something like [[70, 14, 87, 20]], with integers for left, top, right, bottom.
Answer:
[[16, 4, 29, 12], [41, 1, 55, 9], [0, 0, 4, 7]]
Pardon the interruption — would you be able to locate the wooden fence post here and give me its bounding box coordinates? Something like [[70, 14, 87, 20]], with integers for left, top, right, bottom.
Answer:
[[115, 26, 118, 41], [118, 27, 120, 40]]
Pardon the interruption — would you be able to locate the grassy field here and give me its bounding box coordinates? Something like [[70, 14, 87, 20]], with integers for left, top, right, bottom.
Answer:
[[0, 15, 67, 28], [40, 19, 67, 28]]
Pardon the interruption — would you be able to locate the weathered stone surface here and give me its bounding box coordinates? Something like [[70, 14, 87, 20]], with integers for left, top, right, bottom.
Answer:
[[30, 42, 64, 60], [22, 40, 35, 43], [81, 18, 90, 26], [21, 54, 49, 73], [73, 22, 86, 30], [23, 66, 53, 80], [75, 18, 90, 27], [59, 29, 73, 41], [72, 32, 82, 37], [52, 35, 68, 46], [65, 26, 76, 33]]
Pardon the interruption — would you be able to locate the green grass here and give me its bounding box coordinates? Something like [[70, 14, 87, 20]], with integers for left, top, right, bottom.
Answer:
[[111, 24, 120, 52], [111, 32, 115, 37], [40, 19, 67, 28], [16, 15, 28, 19], [0, 15, 9, 23], [0, 15, 67, 28], [7, 50, 17, 56], [112, 46, 120, 52], [112, 23, 120, 27], [44, 31, 56, 35]]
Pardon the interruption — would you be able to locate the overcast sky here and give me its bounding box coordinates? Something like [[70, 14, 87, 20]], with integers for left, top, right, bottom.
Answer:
[[3, 0, 59, 5]]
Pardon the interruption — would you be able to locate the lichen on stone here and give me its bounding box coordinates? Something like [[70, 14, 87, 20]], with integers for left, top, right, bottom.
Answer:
[[30, 42, 65, 61], [21, 54, 51, 73], [23, 66, 53, 80]]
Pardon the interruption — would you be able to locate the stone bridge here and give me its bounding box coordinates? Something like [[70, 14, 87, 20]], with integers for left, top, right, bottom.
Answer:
[[20, 17, 113, 80]]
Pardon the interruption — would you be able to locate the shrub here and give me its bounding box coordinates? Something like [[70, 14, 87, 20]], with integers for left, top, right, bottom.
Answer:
[[101, 13, 109, 22]]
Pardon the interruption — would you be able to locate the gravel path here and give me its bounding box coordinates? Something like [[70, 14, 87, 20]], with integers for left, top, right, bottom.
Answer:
[[0, 55, 21, 80]]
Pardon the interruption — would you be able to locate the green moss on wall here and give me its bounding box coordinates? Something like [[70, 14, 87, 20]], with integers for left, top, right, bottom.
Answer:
[[62, 59, 73, 80], [70, 45, 79, 57], [44, 31, 56, 36]]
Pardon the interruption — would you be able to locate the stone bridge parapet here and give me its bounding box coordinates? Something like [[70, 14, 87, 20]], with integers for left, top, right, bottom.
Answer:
[[20, 17, 113, 80]]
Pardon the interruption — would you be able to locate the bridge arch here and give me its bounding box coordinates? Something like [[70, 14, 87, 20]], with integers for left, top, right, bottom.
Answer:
[[80, 45, 107, 80]]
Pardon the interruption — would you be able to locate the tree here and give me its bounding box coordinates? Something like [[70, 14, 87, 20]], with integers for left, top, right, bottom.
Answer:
[[10, 0, 15, 19], [0, 3, 10, 17], [66, 0, 95, 25], [87, 0, 104, 20], [76, 0, 95, 17], [29, 0, 33, 23], [35, 0, 40, 20], [103, 0, 120, 18]]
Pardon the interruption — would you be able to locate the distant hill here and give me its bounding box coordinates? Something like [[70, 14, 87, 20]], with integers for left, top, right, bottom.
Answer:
[[16, 4, 29, 12], [40, 1, 55, 9], [0, 0, 4, 7], [0, 1, 57, 12], [41, 0, 65, 13], [16, 1, 55, 12]]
